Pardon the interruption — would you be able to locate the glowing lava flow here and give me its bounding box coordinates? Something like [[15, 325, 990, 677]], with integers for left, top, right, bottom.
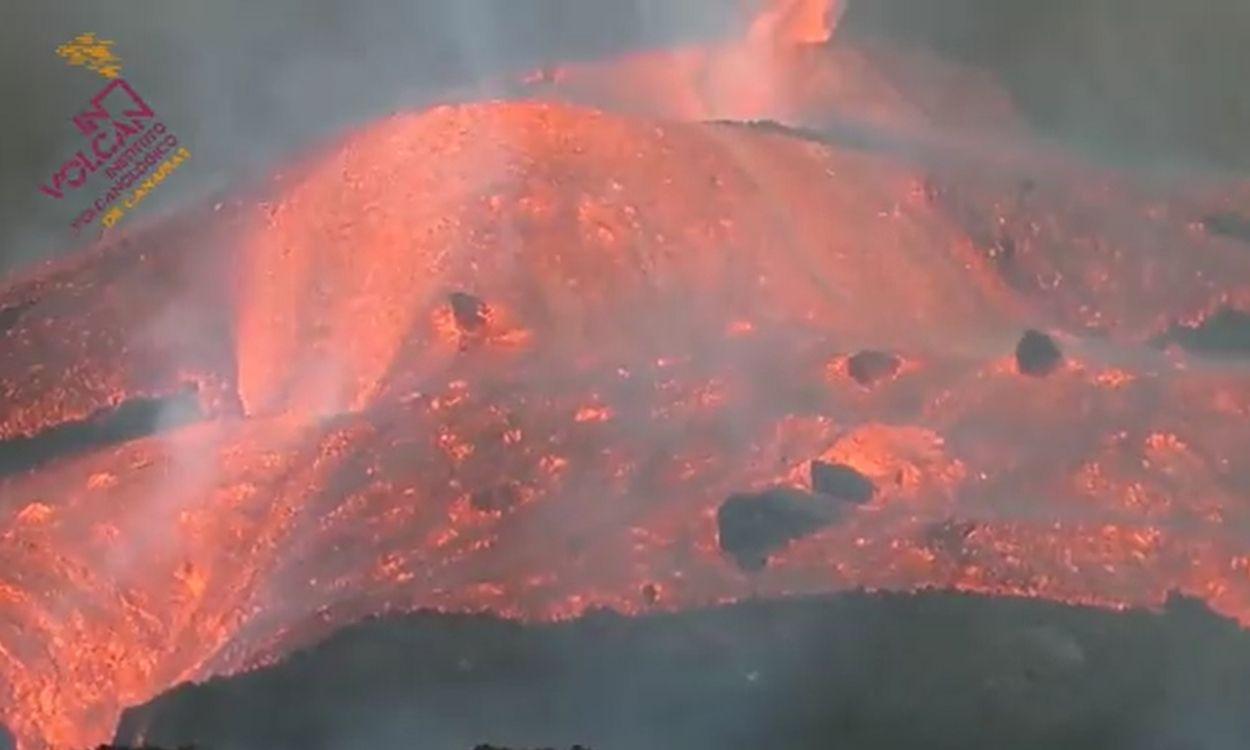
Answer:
[[3, 98, 1250, 749], [2, 4, 1250, 748]]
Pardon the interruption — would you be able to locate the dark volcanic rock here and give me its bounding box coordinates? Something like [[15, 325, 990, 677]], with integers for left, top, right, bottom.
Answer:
[[1015, 329, 1063, 376], [845, 350, 900, 386], [717, 488, 838, 571], [449, 291, 489, 331], [810, 461, 876, 503], [116, 591, 1250, 750], [641, 583, 659, 606]]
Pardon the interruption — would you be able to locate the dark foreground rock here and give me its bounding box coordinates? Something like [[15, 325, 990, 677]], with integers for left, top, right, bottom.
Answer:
[[116, 591, 1250, 750]]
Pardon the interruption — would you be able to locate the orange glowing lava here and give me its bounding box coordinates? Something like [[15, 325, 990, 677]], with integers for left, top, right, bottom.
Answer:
[[2, 6, 1250, 750]]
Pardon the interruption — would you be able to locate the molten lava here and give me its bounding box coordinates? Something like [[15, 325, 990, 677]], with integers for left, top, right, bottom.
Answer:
[[2, 4, 1250, 749]]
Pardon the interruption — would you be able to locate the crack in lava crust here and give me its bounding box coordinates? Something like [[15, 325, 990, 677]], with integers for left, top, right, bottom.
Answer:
[[3, 100, 1250, 749]]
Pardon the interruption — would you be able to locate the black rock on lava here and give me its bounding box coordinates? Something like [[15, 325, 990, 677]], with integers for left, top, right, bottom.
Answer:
[[449, 291, 489, 331], [845, 350, 901, 386], [810, 461, 876, 504], [717, 488, 840, 571], [1015, 329, 1063, 376]]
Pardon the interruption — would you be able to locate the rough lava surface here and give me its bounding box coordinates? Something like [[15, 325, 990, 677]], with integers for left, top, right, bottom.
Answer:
[[2, 4, 1250, 747]]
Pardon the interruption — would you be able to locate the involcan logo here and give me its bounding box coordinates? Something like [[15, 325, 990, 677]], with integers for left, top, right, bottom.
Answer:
[[43, 33, 192, 233]]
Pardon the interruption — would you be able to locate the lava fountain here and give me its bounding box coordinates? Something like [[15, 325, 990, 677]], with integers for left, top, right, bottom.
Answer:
[[2, 2, 1250, 748]]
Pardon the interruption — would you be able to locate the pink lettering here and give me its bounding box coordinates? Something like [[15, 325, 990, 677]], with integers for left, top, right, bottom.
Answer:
[[77, 150, 103, 175], [91, 131, 118, 161], [112, 79, 154, 120], [63, 158, 88, 189], [113, 119, 141, 142], [43, 79, 164, 202], [72, 79, 155, 136]]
